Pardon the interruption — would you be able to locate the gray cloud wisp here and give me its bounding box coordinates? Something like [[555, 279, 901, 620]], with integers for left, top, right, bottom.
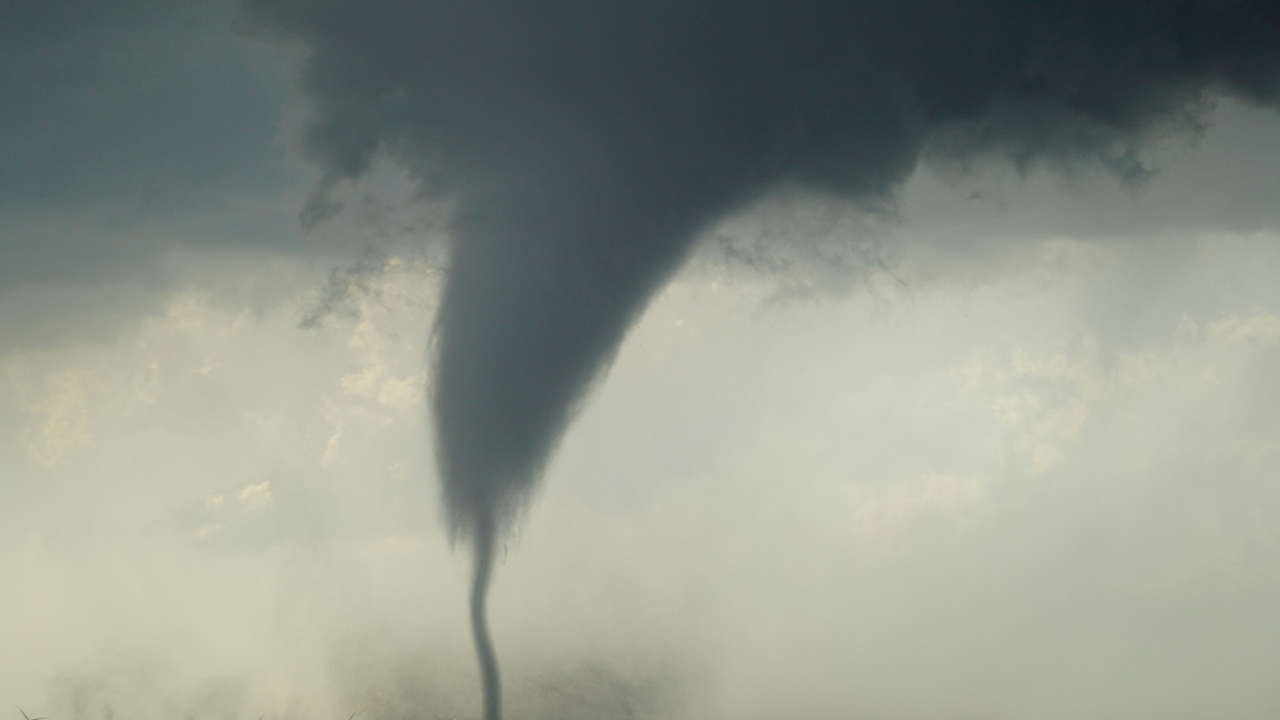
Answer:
[[239, 2, 1280, 718]]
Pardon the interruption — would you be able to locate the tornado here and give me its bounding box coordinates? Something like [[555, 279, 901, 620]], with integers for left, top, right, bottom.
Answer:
[[240, 2, 1280, 717]]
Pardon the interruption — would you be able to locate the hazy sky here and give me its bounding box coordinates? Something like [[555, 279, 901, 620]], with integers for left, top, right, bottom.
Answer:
[[3, 2, 1280, 719]]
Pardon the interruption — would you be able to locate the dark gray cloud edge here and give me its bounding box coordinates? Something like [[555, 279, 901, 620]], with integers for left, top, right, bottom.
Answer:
[[239, 2, 1280, 718], [0, 0, 300, 291]]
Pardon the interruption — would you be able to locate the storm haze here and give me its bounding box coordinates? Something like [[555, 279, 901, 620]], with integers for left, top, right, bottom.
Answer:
[[3, 1, 1280, 719]]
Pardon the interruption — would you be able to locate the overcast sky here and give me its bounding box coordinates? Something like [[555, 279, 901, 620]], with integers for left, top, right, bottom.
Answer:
[[3, 2, 1280, 720]]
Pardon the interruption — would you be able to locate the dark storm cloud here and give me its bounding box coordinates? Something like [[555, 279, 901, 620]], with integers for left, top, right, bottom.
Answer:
[[239, 1, 1280, 717], [240, 0, 1280, 550], [0, 0, 291, 284]]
